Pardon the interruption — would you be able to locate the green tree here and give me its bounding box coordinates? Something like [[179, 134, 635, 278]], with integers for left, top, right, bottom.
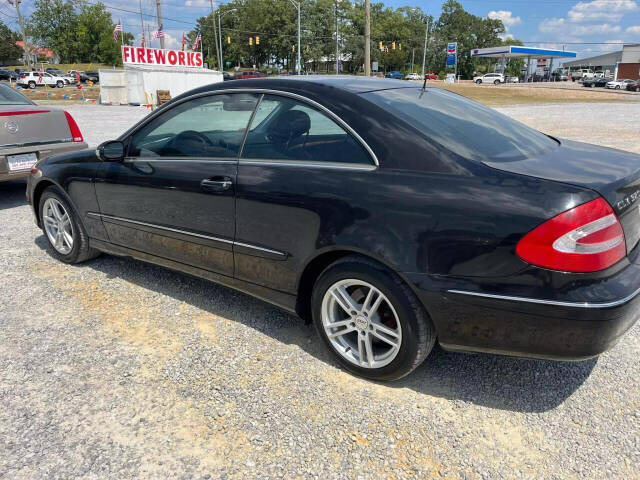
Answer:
[[28, 0, 130, 65], [27, 0, 78, 63], [431, 0, 505, 78], [0, 21, 21, 65]]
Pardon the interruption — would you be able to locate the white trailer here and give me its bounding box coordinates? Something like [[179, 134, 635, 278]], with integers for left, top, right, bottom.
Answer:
[[99, 65, 223, 106]]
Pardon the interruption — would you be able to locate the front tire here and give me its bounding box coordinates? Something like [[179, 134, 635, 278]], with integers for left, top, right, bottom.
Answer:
[[475, 79, 482, 84], [28, 81, 36, 89], [56, 81, 64, 88], [494, 79, 500, 85], [312, 255, 436, 381], [39, 186, 100, 264], [615, 85, 620, 89]]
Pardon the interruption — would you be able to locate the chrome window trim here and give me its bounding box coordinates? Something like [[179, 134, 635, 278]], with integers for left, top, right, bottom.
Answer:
[[118, 88, 379, 167], [88, 212, 286, 257], [121, 158, 237, 164], [238, 159, 377, 171], [447, 287, 640, 309]]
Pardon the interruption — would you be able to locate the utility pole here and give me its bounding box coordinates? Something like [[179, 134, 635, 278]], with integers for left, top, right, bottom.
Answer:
[[335, 2, 339, 74], [155, 0, 164, 49], [138, 0, 145, 46], [218, 9, 236, 73], [411, 48, 415, 72], [8, 0, 31, 67], [421, 18, 430, 77], [209, 0, 221, 70], [364, 0, 370, 76]]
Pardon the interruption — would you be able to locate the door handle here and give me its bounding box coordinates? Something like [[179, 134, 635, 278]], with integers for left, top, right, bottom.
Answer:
[[201, 176, 233, 192]]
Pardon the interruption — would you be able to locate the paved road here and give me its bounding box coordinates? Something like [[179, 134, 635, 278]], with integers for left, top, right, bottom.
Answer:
[[0, 102, 638, 479]]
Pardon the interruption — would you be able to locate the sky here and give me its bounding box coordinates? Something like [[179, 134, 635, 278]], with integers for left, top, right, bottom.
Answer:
[[2, 0, 639, 60]]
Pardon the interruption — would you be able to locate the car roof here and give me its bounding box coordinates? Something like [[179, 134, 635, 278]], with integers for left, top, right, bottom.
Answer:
[[202, 76, 412, 94]]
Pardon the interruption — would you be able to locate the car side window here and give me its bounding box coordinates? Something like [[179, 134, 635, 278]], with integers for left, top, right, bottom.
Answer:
[[128, 93, 259, 159], [241, 94, 373, 165]]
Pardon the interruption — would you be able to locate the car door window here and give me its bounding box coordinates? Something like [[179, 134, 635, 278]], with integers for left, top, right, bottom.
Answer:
[[241, 94, 373, 165], [128, 93, 259, 159]]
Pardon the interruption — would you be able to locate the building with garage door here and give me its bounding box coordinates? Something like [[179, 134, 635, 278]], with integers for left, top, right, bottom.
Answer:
[[562, 44, 640, 80]]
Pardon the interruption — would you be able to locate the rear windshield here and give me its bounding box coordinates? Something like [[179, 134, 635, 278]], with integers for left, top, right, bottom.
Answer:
[[0, 85, 32, 105], [361, 87, 558, 163]]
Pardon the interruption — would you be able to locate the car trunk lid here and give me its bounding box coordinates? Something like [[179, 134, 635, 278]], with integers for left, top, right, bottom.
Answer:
[[0, 106, 72, 149], [484, 138, 640, 255]]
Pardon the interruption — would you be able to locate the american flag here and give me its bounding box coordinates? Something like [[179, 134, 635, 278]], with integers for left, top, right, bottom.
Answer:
[[113, 22, 122, 42], [152, 24, 164, 40], [193, 32, 202, 49]]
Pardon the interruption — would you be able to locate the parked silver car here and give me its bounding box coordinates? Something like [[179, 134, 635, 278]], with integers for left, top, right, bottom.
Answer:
[[0, 83, 87, 182]]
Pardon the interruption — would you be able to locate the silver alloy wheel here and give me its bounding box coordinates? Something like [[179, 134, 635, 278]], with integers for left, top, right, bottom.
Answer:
[[321, 279, 402, 369], [42, 198, 74, 255]]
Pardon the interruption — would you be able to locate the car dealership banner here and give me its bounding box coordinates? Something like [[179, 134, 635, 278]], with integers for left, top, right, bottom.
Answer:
[[121, 46, 204, 68]]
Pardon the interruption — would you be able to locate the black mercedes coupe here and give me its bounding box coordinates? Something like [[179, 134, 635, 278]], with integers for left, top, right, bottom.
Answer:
[[26, 77, 640, 380]]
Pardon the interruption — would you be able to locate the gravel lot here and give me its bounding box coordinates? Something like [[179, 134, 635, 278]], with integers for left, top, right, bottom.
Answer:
[[1, 102, 639, 480]]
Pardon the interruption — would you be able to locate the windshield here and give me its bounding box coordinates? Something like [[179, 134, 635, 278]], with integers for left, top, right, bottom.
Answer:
[[0, 85, 32, 105], [361, 87, 558, 163]]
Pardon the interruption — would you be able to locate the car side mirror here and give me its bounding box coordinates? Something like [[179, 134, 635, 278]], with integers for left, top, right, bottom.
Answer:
[[98, 140, 125, 161]]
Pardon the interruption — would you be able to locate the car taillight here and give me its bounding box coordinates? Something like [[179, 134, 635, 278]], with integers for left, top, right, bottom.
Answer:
[[516, 197, 626, 272], [63, 111, 83, 142]]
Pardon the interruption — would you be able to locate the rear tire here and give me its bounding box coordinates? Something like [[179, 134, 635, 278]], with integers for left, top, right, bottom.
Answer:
[[56, 81, 63, 88], [311, 255, 436, 381], [493, 79, 500, 85], [475, 79, 482, 84], [28, 81, 36, 89], [39, 186, 100, 264]]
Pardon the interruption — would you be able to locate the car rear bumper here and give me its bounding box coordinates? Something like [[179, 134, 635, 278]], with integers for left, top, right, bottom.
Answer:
[[0, 141, 88, 182], [406, 253, 640, 360]]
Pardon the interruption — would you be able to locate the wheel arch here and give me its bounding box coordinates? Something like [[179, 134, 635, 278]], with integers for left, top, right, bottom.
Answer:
[[32, 178, 75, 227], [295, 247, 422, 322]]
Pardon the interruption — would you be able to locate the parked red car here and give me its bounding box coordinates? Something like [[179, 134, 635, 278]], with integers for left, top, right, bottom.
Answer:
[[233, 71, 265, 80], [424, 73, 438, 80], [626, 80, 640, 92]]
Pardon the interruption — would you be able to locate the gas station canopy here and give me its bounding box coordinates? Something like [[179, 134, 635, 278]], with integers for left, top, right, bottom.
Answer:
[[470, 45, 577, 60]]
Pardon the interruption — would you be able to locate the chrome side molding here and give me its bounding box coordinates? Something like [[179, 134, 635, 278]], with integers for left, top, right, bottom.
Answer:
[[87, 212, 287, 258], [446, 288, 640, 309]]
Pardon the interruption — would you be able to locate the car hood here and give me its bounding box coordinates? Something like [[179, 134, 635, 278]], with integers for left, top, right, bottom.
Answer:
[[484, 138, 640, 252]]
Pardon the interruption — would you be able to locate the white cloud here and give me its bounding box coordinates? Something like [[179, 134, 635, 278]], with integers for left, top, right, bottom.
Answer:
[[539, 18, 621, 36], [499, 33, 515, 41], [487, 10, 522, 28], [568, 0, 637, 23], [185, 0, 208, 6], [627, 25, 640, 34]]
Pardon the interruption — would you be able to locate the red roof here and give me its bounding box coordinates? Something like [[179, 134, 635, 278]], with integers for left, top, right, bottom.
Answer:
[[15, 41, 54, 59]]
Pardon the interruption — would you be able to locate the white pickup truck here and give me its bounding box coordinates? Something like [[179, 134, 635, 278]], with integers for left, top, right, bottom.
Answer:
[[570, 69, 594, 81]]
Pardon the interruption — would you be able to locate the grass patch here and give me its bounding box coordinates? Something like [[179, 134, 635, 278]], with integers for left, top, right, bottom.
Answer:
[[438, 83, 639, 106]]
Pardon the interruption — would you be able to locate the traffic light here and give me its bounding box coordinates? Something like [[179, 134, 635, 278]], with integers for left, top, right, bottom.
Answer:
[[249, 37, 253, 46], [392, 41, 396, 50], [379, 41, 383, 50], [227, 36, 231, 44], [255, 36, 260, 45]]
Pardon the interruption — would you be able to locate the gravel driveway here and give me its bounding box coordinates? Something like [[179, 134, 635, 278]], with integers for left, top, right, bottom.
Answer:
[[1, 102, 639, 480]]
